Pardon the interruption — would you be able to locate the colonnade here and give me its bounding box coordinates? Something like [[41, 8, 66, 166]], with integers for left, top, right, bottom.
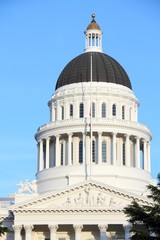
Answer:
[[37, 132, 150, 172], [13, 224, 132, 240]]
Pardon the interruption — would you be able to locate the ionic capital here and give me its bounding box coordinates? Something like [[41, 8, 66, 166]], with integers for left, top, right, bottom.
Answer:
[[48, 224, 58, 232], [24, 225, 34, 233], [73, 224, 83, 232], [12, 225, 22, 233], [98, 224, 108, 232]]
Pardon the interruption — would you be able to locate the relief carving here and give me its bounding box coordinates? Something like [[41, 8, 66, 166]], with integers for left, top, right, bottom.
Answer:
[[61, 186, 124, 209]]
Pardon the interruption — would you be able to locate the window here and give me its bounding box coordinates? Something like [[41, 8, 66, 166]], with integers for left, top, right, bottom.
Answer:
[[92, 102, 95, 117], [61, 106, 64, 120], [122, 142, 125, 165], [102, 103, 106, 118], [122, 105, 125, 119], [60, 143, 63, 165], [102, 140, 107, 163], [79, 140, 83, 163], [79, 103, 84, 118], [112, 104, 116, 116], [92, 140, 95, 162], [70, 104, 73, 117]]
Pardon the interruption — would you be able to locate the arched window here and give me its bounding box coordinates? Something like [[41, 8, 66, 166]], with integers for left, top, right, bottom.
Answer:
[[102, 140, 107, 163], [70, 104, 73, 117], [122, 142, 125, 165], [92, 102, 95, 117], [112, 104, 116, 116], [79, 103, 84, 118], [122, 105, 125, 119], [79, 140, 83, 163], [102, 103, 106, 118]]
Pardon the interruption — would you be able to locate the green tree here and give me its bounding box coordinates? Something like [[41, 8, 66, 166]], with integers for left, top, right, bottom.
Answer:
[[123, 173, 160, 239], [0, 222, 7, 237]]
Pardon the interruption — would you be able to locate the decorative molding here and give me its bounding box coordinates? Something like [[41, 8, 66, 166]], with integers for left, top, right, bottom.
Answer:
[[11, 181, 152, 215]]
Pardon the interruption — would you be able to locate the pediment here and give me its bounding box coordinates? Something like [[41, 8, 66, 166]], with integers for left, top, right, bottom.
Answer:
[[11, 180, 151, 213]]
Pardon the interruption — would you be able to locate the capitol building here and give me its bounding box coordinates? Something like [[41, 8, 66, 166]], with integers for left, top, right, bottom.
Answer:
[[0, 14, 154, 240]]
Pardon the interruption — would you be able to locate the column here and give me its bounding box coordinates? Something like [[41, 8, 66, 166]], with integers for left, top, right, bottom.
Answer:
[[46, 137, 50, 169], [147, 141, 151, 172], [98, 132, 102, 164], [125, 135, 130, 167], [37, 143, 40, 172], [55, 135, 60, 166], [39, 140, 44, 171], [73, 225, 83, 240], [24, 225, 34, 240], [68, 133, 72, 165], [112, 133, 117, 165], [143, 139, 147, 170], [13, 225, 22, 240], [123, 224, 131, 240], [49, 225, 58, 240], [51, 103, 55, 122], [98, 224, 108, 240], [135, 137, 140, 168]]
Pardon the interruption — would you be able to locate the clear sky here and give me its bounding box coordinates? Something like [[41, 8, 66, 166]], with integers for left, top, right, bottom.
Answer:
[[0, 0, 160, 197]]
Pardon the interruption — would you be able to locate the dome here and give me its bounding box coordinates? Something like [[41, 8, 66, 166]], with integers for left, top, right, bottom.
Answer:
[[55, 52, 132, 90], [86, 13, 101, 30]]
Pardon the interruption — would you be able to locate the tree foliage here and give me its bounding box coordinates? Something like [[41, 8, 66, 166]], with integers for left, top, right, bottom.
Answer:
[[0, 221, 7, 237], [123, 173, 160, 239]]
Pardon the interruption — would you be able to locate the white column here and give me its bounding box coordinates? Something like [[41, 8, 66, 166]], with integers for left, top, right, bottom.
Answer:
[[135, 137, 140, 168], [55, 135, 60, 166], [112, 133, 117, 165], [37, 143, 39, 172], [98, 132, 102, 164], [123, 224, 131, 240], [13, 225, 22, 240], [49, 225, 58, 240], [24, 225, 34, 240], [74, 225, 83, 240], [68, 133, 72, 165], [51, 103, 55, 122], [39, 140, 44, 171], [147, 141, 151, 172], [98, 224, 108, 240], [46, 137, 50, 169], [125, 135, 130, 167], [143, 139, 147, 170]]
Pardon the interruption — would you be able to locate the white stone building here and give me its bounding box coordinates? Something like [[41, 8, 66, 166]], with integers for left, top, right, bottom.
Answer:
[[0, 14, 155, 240]]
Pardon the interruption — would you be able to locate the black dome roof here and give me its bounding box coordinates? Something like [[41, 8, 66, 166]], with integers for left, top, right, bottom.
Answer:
[[55, 52, 132, 90]]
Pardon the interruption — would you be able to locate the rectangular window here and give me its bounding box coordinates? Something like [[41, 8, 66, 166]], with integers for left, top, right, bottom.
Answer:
[[112, 104, 116, 116], [79, 140, 83, 163], [102, 103, 106, 118], [122, 106, 125, 119], [79, 103, 84, 118], [70, 104, 73, 117], [61, 143, 63, 165], [102, 141, 107, 163], [92, 140, 95, 162], [92, 102, 95, 117], [122, 142, 125, 165]]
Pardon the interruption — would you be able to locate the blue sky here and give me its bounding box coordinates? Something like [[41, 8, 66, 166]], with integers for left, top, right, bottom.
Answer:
[[0, 0, 160, 196]]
